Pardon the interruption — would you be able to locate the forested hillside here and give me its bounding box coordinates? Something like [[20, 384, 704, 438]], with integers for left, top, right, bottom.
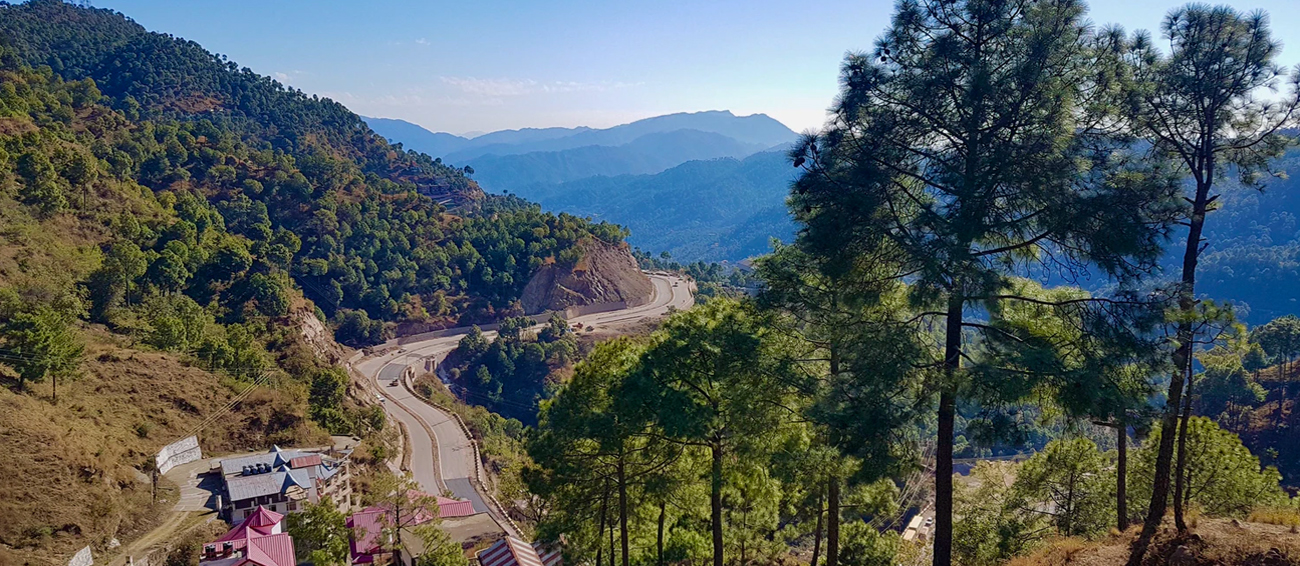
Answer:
[[0, 1, 636, 561], [1195, 147, 1300, 323], [0, 45, 386, 563], [0, 0, 630, 342], [517, 150, 799, 261], [465, 129, 769, 191]]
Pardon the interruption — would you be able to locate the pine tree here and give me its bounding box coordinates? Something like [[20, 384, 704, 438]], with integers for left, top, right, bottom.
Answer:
[[1123, 7, 1299, 562], [789, 2, 1177, 564]]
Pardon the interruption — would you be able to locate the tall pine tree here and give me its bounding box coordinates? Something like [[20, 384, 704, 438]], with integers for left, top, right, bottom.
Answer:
[[1122, 7, 1299, 563], [789, 1, 1177, 564]]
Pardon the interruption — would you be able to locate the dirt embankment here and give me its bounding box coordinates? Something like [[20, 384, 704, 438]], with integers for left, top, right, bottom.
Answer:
[[1009, 519, 1299, 566], [520, 238, 654, 315]]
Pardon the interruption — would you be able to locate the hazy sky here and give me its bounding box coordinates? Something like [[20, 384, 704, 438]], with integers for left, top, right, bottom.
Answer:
[[92, 0, 1300, 135]]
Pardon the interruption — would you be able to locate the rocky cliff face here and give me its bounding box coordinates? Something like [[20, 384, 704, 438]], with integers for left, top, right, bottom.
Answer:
[[292, 302, 349, 364], [520, 239, 654, 315]]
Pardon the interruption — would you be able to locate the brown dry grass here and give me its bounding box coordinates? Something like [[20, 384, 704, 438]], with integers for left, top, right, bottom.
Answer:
[[1013, 518, 1300, 566], [0, 326, 326, 566]]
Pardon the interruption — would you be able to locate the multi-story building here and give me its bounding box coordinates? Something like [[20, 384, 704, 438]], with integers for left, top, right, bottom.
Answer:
[[218, 446, 353, 522], [200, 506, 296, 566]]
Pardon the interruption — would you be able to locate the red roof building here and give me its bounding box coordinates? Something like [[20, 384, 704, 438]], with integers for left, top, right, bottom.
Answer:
[[202, 506, 297, 566], [434, 496, 476, 519], [476, 537, 561, 566], [347, 492, 478, 565]]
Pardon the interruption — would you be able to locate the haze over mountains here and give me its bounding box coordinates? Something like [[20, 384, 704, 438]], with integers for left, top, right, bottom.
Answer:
[[365, 111, 801, 262]]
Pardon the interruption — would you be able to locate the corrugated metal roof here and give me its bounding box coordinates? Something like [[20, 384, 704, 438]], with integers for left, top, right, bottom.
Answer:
[[534, 542, 562, 566], [220, 452, 298, 477], [215, 507, 283, 541], [436, 496, 476, 518], [203, 506, 296, 566], [478, 537, 546, 566], [226, 473, 286, 501], [289, 454, 322, 469], [347, 508, 387, 558], [246, 533, 295, 566]]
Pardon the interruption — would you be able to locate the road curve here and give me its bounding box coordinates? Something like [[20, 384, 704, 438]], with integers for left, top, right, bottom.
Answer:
[[353, 274, 693, 530]]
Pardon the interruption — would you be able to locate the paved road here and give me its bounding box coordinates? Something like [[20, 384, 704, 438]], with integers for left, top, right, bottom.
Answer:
[[354, 274, 693, 530]]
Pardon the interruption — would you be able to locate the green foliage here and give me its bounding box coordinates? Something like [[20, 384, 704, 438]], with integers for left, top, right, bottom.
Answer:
[[1251, 315, 1300, 368], [284, 498, 351, 566], [446, 316, 576, 423], [953, 462, 1046, 566], [15, 148, 68, 215], [838, 521, 899, 566], [1194, 348, 1267, 420], [1129, 416, 1286, 517], [308, 367, 351, 435], [247, 272, 291, 317], [0, 296, 84, 390], [333, 309, 385, 348], [364, 472, 463, 564], [0, 0, 627, 347], [413, 526, 469, 566], [528, 303, 858, 566], [194, 323, 266, 380], [141, 293, 212, 352], [786, 2, 1181, 558], [1014, 438, 1114, 538]]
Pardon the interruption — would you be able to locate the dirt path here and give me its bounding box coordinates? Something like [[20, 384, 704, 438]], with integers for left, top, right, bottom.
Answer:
[[103, 510, 203, 566]]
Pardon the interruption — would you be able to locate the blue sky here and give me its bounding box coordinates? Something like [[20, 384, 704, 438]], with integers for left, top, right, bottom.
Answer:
[[92, 0, 1300, 135]]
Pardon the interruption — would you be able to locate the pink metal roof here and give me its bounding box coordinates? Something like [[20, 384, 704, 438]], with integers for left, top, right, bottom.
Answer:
[[244, 533, 295, 566], [205, 506, 296, 566], [477, 537, 546, 566], [436, 496, 476, 518], [216, 507, 284, 542], [347, 494, 475, 563], [347, 507, 387, 557]]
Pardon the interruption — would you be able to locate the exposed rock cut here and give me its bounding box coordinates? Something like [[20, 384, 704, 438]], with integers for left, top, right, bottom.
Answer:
[[520, 238, 654, 315]]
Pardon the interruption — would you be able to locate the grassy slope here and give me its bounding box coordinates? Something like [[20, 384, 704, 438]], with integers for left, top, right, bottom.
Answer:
[[0, 70, 329, 566], [0, 327, 325, 566]]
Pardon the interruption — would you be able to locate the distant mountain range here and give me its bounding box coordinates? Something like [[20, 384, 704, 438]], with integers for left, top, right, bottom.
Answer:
[[363, 112, 1300, 325], [521, 151, 800, 262], [364, 111, 801, 262], [365, 110, 796, 162]]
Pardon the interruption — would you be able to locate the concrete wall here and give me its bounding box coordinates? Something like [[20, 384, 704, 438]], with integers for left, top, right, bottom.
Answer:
[[155, 435, 201, 475], [68, 546, 92, 566], [387, 299, 633, 347]]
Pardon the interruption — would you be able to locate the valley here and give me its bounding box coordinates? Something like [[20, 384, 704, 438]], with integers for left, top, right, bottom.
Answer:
[[2, 3, 1300, 566]]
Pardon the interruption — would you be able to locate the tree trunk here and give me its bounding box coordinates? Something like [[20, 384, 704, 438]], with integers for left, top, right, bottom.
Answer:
[[1173, 357, 1196, 532], [597, 487, 608, 566], [1128, 165, 1212, 566], [618, 457, 629, 566], [1117, 424, 1128, 531], [52, 373, 57, 405], [811, 484, 825, 566], [711, 438, 724, 566], [827, 477, 840, 566], [657, 501, 666, 566], [935, 295, 962, 566]]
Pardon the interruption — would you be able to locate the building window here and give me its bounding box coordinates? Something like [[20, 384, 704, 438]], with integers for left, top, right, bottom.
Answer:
[[235, 499, 252, 509]]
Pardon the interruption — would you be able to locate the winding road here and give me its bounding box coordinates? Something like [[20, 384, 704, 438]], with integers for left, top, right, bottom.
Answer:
[[353, 274, 693, 534]]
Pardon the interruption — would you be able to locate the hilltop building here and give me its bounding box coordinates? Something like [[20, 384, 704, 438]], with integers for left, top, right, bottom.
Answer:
[[217, 446, 353, 522]]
